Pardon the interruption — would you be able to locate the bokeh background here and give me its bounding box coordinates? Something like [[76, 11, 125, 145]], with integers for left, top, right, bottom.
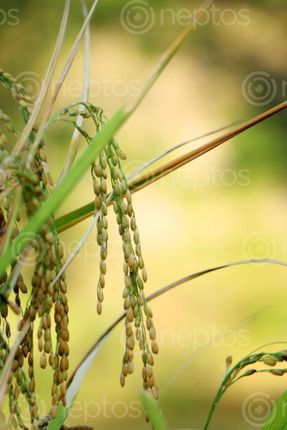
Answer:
[[1, 0, 287, 429]]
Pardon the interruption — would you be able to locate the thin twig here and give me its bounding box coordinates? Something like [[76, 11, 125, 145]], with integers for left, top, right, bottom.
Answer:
[[27, 0, 100, 166], [51, 121, 242, 282], [128, 101, 287, 192], [125, 0, 215, 118], [13, 0, 71, 155], [127, 120, 242, 181], [67, 258, 287, 387], [55, 101, 287, 232], [0, 319, 30, 407], [0, 1, 214, 279], [58, 0, 91, 183]]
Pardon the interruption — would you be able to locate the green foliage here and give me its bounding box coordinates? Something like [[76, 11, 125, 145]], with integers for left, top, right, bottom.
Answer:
[[141, 393, 168, 430], [262, 391, 287, 430], [0, 1, 286, 429]]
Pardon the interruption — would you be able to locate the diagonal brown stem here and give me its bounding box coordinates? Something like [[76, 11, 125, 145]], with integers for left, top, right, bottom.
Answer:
[[55, 101, 287, 232]]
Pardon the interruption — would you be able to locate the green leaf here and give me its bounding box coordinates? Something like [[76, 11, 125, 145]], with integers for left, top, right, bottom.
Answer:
[[0, 108, 125, 280], [54, 102, 287, 234], [42, 258, 286, 428], [141, 393, 168, 430], [262, 391, 287, 430], [44, 340, 107, 430], [46, 404, 67, 430], [0, 20, 200, 280]]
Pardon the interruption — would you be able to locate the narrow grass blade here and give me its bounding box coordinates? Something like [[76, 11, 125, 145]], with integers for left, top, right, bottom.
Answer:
[[46, 405, 67, 430], [262, 391, 287, 430], [45, 325, 117, 429], [0, 18, 207, 279], [55, 101, 287, 233], [50, 209, 102, 290], [13, 0, 71, 155], [67, 258, 286, 392], [27, 0, 100, 166], [58, 0, 91, 182], [66, 338, 107, 408], [160, 307, 270, 400], [0, 108, 124, 279], [0, 319, 30, 407], [127, 120, 242, 181], [141, 392, 168, 430], [51, 117, 241, 281], [125, 0, 214, 118], [204, 346, 287, 430], [127, 101, 287, 193], [38, 259, 285, 426], [27, 258, 286, 427]]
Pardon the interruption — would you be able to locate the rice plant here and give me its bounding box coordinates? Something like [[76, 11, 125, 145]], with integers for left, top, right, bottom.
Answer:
[[0, 1, 286, 430]]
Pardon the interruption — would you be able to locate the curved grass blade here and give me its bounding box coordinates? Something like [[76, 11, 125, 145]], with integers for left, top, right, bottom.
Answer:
[[50, 196, 113, 289], [128, 120, 242, 181], [14, 258, 285, 428], [51, 119, 241, 284], [13, 0, 71, 155], [67, 258, 287, 388], [55, 101, 287, 233], [66, 337, 107, 408], [46, 405, 66, 430], [0, 108, 121, 279], [27, 0, 100, 166], [204, 345, 287, 430], [125, 0, 214, 118], [0, 17, 204, 279], [141, 392, 168, 430], [34, 0, 213, 168], [58, 0, 91, 182], [160, 307, 270, 400], [0, 319, 30, 407], [262, 391, 287, 429]]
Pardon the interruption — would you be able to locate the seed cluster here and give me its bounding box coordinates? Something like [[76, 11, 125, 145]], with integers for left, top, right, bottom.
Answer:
[[90, 110, 159, 400], [207, 349, 287, 426], [0, 68, 160, 429], [0, 70, 33, 122], [92, 153, 109, 316], [0, 165, 32, 428], [0, 110, 19, 150], [0, 71, 70, 429], [21, 147, 70, 422]]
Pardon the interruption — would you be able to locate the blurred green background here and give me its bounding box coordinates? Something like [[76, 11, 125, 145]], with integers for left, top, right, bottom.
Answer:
[[1, 0, 287, 429]]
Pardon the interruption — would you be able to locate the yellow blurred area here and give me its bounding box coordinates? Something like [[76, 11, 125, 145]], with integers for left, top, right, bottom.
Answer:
[[1, 1, 287, 429]]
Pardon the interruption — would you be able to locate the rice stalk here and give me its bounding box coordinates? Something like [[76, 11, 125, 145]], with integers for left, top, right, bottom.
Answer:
[[58, 0, 91, 182], [204, 349, 287, 430], [13, 0, 71, 156], [55, 100, 287, 233]]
